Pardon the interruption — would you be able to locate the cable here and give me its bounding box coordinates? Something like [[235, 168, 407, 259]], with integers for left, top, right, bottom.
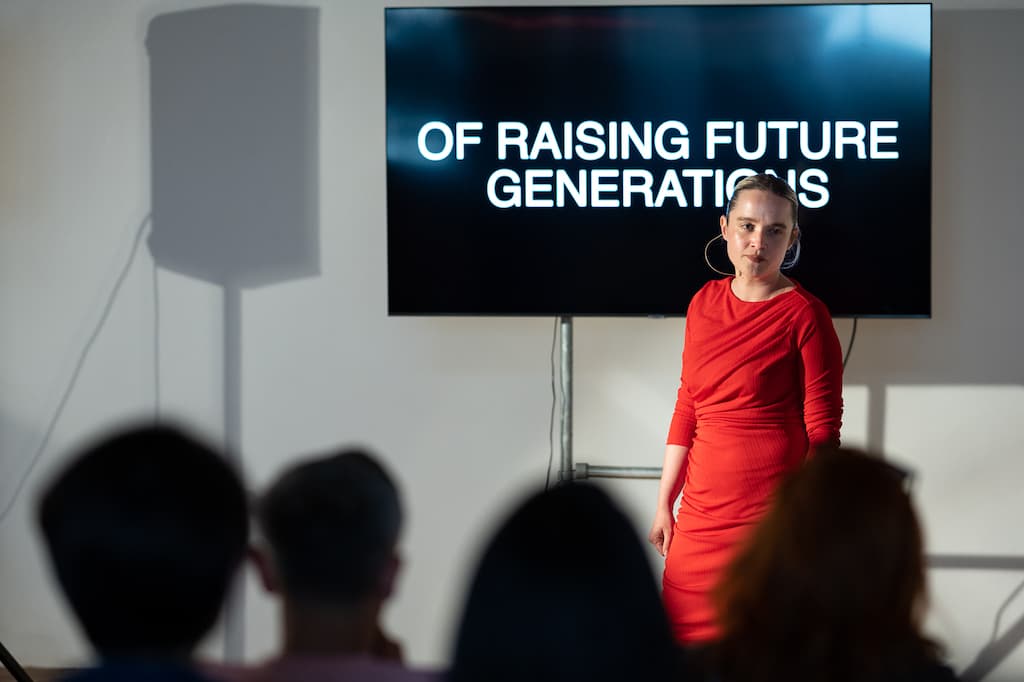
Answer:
[[545, 316, 558, 491], [842, 317, 858, 370], [991, 578, 1024, 644], [0, 213, 152, 526]]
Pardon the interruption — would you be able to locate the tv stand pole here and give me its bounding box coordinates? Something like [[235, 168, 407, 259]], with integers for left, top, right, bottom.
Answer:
[[558, 315, 573, 483]]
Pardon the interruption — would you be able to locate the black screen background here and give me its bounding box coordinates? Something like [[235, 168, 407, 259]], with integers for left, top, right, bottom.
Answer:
[[385, 5, 931, 317]]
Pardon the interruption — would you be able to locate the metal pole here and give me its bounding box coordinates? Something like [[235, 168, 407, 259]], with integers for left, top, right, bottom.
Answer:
[[574, 463, 662, 480], [223, 285, 245, 662], [559, 315, 573, 482], [555, 317, 661, 484]]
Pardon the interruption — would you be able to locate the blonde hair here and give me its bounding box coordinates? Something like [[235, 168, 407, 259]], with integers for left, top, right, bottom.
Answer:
[[724, 173, 799, 225]]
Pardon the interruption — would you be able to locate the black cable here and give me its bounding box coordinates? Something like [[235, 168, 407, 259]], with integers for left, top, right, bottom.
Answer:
[[991, 579, 1024, 644], [545, 316, 558, 491], [843, 317, 858, 370], [0, 213, 152, 526]]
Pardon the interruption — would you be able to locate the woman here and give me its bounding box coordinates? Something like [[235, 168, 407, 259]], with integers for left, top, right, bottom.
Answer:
[[648, 173, 843, 644], [451, 483, 687, 682], [707, 447, 958, 682]]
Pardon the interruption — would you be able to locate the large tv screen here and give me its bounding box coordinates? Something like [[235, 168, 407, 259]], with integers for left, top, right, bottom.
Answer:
[[385, 4, 931, 317]]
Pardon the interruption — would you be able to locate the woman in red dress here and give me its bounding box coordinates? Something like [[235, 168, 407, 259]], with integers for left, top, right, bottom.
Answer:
[[648, 173, 844, 644]]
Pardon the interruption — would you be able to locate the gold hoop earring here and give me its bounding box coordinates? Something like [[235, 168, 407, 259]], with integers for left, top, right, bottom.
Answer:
[[704, 234, 732, 277]]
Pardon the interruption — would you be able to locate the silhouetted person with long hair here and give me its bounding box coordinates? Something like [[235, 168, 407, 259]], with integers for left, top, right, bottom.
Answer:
[[37, 423, 249, 682], [707, 447, 959, 682], [450, 483, 687, 682]]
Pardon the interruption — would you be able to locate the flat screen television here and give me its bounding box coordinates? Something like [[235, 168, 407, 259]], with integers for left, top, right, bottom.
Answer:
[[385, 4, 931, 317]]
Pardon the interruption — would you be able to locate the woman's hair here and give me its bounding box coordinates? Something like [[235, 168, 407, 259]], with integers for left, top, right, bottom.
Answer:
[[724, 173, 799, 225], [450, 483, 682, 682], [724, 173, 801, 269], [711, 447, 940, 682]]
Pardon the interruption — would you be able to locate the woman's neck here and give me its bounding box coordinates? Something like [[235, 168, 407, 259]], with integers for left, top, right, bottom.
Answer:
[[730, 272, 794, 302]]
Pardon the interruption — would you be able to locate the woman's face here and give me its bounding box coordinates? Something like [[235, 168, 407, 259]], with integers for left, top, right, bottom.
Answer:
[[719, 189, 799, 282]]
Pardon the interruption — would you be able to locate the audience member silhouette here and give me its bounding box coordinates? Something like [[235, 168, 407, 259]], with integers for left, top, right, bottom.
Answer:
[[37, 423, 249, 682], [706, 446, 960, 682], [235, 448, 438, 682], [449, 482, 687, 682]]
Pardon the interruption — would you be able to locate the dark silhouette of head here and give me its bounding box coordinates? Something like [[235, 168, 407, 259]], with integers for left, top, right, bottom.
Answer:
[[255, 449, 402, 607], [37, 423, 248, 657], [712, 446, 938, 682], [450, 482, 682, 682]]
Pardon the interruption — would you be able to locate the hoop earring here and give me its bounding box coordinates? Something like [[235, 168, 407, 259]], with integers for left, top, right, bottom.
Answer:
[[781, 239, 802, 270], [704, 234, 732, 277]]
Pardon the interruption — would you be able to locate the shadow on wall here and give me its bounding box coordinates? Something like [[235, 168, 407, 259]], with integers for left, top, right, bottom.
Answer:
[[146, 3, 320, 290], [144, 2, 321, 473], [930, 556, 1024, 682], [145, 3, 321, 660]]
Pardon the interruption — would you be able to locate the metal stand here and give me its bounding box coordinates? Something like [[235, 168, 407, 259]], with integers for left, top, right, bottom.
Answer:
[[557, 315, 662, 482], [223, 285, 245, 662], [557, 316, 573, 482], [575, 463, 661, 479]]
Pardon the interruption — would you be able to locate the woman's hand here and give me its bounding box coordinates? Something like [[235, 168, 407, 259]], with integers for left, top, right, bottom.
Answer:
[[650, 443, 688, 557], [648, 507, 674, 557]]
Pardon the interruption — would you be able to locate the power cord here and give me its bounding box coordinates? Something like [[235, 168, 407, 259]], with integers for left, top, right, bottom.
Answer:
[[843, 317, 858, 370], [0, 213, 152, 525]]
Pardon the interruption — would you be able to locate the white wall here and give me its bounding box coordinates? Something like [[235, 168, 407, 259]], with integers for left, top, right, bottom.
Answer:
[[2, 1, 1023, 679]]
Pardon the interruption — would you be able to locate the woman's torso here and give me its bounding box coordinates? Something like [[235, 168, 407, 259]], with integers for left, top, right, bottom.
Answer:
[[680, 278, 818, 523]]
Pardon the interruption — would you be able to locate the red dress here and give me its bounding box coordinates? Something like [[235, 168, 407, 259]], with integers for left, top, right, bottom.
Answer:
[[663, 277, 843, 644]]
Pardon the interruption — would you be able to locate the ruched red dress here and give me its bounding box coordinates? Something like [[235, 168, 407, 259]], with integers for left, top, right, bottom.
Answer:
[[663, 277, 843, 644]]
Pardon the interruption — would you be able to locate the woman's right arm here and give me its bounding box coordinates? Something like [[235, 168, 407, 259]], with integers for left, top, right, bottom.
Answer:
[[651, 300, 699, 556], [648, 443, 689, 557]]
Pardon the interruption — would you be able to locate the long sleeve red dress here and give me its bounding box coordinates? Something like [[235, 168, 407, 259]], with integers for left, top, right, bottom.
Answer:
[[662, 277, 843, 644]]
